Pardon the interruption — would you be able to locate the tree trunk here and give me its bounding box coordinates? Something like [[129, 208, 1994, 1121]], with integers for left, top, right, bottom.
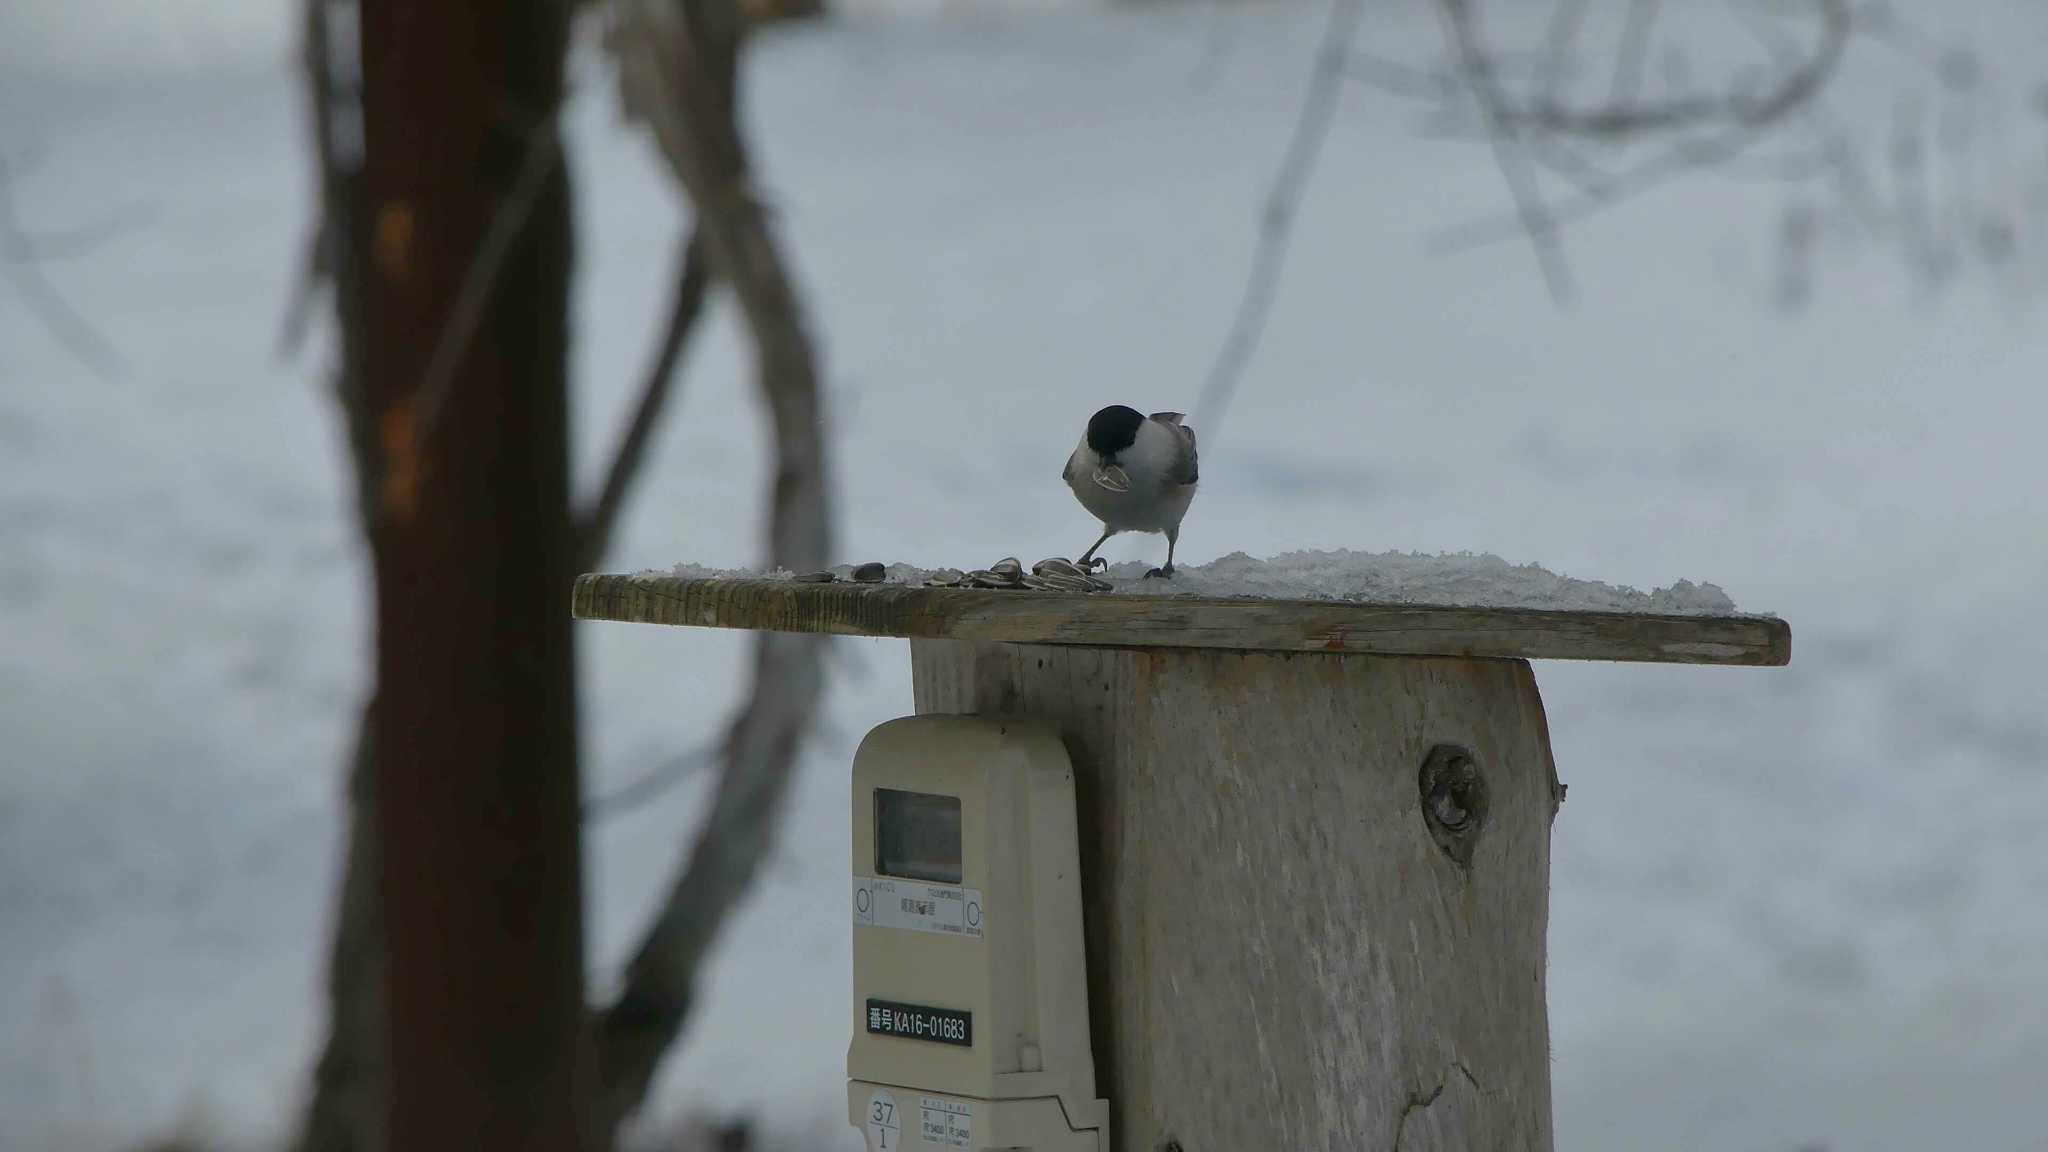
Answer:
[[910, 641, 1563, 1152], [358, 0, 587, 1147]]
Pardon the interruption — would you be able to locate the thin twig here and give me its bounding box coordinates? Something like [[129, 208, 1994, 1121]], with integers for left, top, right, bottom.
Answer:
[[1432, 0, 1851, 256], [0, 154, 126, 378], [1537, 0, 1591, 109], [409, 120, 563, 441], [278, 0, 350, 360], [1610, 0, 1660, 109], [1438, 123, 1783, 254], [277, 216, 332, 357], [1434, 0, 1575, 301], [1190, 0, 1363, 438], [574, 228, 713, 572], [1191, 0, 1238, 89], [1514, 7, 1842, 143], [1516, 91, 1725, 138], [583, 743, 720, 822], [1723, 0, 1800, 65], [1475, 0, 1850, 142], [1344, 52, 1457, 102], [1, 204, 154, 263], [1856, 3, 1949, 77]]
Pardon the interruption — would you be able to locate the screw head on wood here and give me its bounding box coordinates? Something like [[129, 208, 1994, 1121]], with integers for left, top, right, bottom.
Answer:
[[1418, 743, 1487, 866]]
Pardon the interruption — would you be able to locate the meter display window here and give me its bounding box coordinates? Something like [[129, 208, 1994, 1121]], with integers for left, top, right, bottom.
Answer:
[[875, 788, 962, 884]]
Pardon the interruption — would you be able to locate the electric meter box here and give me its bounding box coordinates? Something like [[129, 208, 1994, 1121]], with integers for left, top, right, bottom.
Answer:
[[846, 715, 1108, 1152]]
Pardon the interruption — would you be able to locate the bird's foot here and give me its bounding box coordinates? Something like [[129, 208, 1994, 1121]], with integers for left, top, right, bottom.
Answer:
[[1144, 564, 1174, 580], [1078, 556, 1108, 573]]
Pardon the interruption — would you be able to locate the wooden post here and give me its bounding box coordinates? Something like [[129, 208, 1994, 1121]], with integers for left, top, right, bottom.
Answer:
[[359, 1, 587, 1148], [912, 642, 1559, 1151], [571, 574, 1789, 1150]]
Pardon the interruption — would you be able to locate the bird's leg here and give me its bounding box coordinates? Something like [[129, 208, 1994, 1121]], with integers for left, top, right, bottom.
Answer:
[[1077, 527, 1113, 572], [1146, 527, 1178, 579]]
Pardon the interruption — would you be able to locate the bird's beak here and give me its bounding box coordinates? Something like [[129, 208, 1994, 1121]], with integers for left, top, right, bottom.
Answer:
[[1092, 465, 1131, 493]]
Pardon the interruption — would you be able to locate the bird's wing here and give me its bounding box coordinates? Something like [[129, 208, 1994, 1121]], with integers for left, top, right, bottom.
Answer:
[[1150, 412, 1198, 485]]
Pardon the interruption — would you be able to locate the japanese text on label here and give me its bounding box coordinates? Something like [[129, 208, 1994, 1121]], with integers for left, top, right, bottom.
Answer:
[[852, 876, 984, 939]]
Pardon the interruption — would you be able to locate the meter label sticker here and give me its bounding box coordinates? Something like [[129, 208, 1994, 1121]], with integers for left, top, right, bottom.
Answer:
[[853, 876, 984, 939], [919, 1096, 972, 1148], [866, 998, 972, 1047], [863, 1087, 900, 1151]]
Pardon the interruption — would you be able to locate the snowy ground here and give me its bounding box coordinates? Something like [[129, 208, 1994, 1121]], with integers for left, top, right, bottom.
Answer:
[[3, 2, 2046, 1150]]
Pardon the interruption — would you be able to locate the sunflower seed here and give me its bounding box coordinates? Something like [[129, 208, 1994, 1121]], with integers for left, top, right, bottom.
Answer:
[[850, 562, 886, 583], [795, 570, 837, 583]]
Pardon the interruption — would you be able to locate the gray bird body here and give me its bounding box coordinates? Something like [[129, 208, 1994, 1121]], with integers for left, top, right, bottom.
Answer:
[[1063, 408, 1199, 576]]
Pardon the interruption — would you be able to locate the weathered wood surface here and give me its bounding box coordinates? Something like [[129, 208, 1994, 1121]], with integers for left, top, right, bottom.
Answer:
[[913, 640, 1561, 1152], [573, 574, 1791, 665]]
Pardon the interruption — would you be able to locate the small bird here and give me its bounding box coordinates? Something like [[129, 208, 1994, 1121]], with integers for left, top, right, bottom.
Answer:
[[1062, 404, 1199, 578]]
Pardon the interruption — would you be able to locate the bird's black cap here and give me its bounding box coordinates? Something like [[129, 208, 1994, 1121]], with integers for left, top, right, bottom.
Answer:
[[1086, 405, 1145, 460]]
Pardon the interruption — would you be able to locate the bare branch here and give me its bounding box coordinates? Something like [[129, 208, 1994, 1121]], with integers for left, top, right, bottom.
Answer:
[[290, 4, 387, 1151], [574, 228, 712, 573], [277, 215, 333, 357], [595, 0, 834, 1137], [1191, 0, 1238, 89], [1723, 0, 1801, 66], [409, 119, 563, 441], [1, 203, 153, 263], [1855, 2, 1950, 78], [1433, 0, 1575, 301], [583, 743, 720, 823], [1436, 123, 1776, 255], [1518, 91, 1726, 138], [1526, 131, 1618, 198], [1190, 0, 1363, 437], [1513, 0, 1850, 140], [0, 154, 126, 379], [1432, 0, 1852, 257], [1345, 52, 1456, 102], [1537, 0, 1591, 109], [294, 703, 387, 1152], [1609, 0, 1660, 110]]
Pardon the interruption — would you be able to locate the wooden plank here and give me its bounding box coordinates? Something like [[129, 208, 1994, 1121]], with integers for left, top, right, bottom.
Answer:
[[913, 640, 1563, 1151], [572, 574, 1791, 666]]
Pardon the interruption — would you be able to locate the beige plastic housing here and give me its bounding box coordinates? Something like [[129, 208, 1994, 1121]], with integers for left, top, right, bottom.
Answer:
[[846, 715, 1107, 1151]]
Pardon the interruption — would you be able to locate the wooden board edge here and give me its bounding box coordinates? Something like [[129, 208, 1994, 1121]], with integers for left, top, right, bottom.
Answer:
[[571, 573, 1793, 667]]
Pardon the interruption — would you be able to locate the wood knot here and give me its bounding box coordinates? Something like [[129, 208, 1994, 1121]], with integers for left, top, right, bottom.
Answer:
[[374, 201, 415, 283], [1418, 743, 1486, 866], [377, 401, 421, 522]]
